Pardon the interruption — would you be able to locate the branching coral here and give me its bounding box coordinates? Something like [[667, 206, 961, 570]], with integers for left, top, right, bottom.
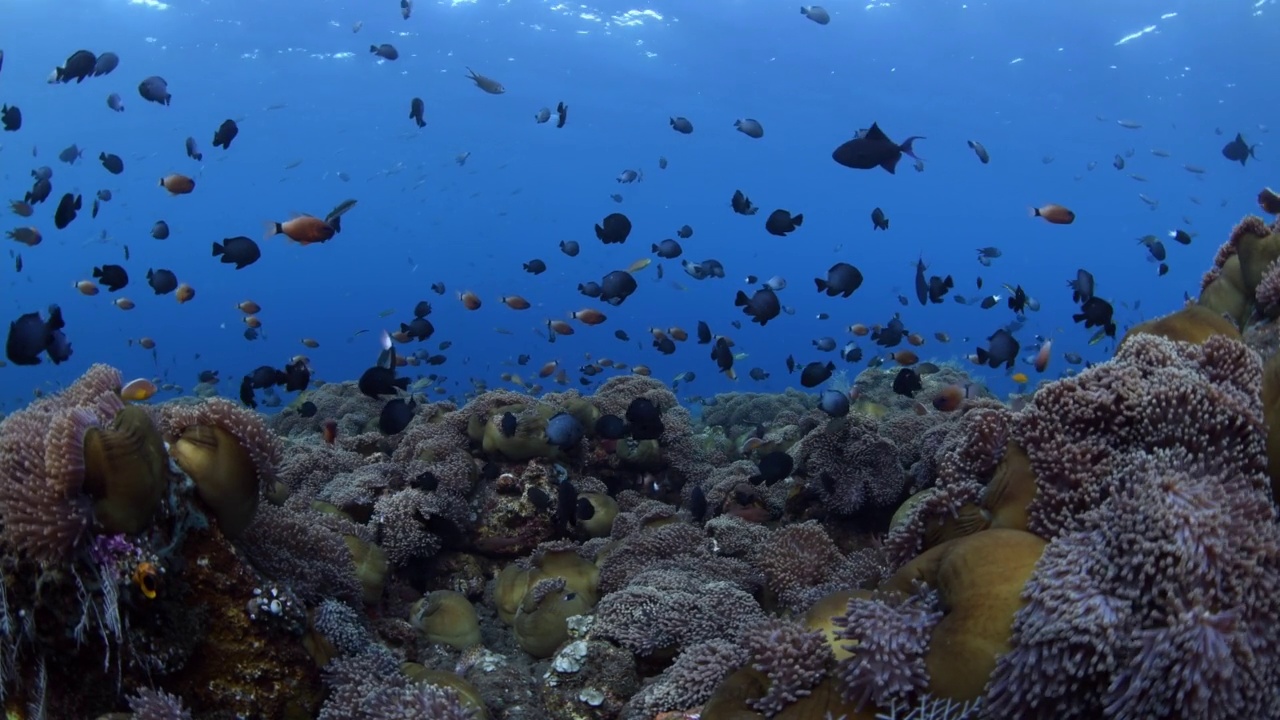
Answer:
[[832, 589, 940, 711], [237, 504, 364, 605], [622, 639, 748, 719], [127, 687, 193, 720]]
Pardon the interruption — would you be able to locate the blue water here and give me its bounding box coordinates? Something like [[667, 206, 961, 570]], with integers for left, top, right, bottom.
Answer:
[[0, 0, 1272, 411]]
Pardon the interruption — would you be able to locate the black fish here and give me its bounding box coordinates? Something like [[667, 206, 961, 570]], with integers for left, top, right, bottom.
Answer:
[[914, 258, 928, 306], [799, 361, 835, 388], [975, 329, 1020, 370], [595, 213, 632, 244], [652, 239, 682, 259], [212, 236, 261, 269], [831, 122, 924, 174], [872, 314, 907, 348], [238, 376, 257, 408], [711, 337, 734, 375], [892, 368, 922, 397], [54, 193, 81, 229], [764, 209, 803, 237], [146, 268, 177, 294], [92, 52, 119, 77], [735, 287, 781, 326], [670, 116, 694, 134], [871, 207, 889, 230], [409, 97, 426, 128], [298, 401, 318, 418], [99, 152, 124, 174], [138, 75, 171, 105], [555, 101, 568, 128], [282, 358, 311, 392], [696, 320, 712, 344], [1222, 133, 1257, 166], [595, 414, 626, 439], [0, 104, 20, 132], [754, 451, 793, 485], [560, 240, 580, 257], [212, 119, 239, 150], [185, 137, 202, 161], [197, 370, 219, 384], [626, 397, 664, 440], [927, 275, 954, 303], [677, 225, 693, 239], [731, 189, 759, 216], [1069, 269, 1094, 303], [499, 412, 519, 437], [598, 270, 638, 305], [370, 44, 399, 60], [56, 50, 97, 83], [358, 366, 408, 398], [815, 262, 863, 297], [1073, 297, 1117, 338], [379, 398, 416, 435], [5, 304, 71, 366], [523, 259, 547, 274]]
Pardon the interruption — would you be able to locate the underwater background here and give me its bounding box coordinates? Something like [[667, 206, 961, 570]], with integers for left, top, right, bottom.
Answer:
[[0, 1, 1279, 719], [0, 0, 1272, 405]]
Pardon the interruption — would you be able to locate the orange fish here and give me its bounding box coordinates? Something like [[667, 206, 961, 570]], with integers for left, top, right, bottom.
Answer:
[[1031, 204, 1075, 225], [539, 360, 558, 378], [458, 291, 481, 310], [1034, 339, 1052, 372], [75, 280, 99, 296], [113, 298, 135, 310], [631, 365, 651, 376], [175, 284, 195, 303], [501, 295, 531, 310], [321, 419, 338, 445], [243, 316, 261, 329], [668, 327, 688, 342], [132, 562, 160, 599], [892, 350, 918, 366], [547, 320, 574, 336], [1259, 187, 1280, 215], [907, 333, 925, 347], [119, 377, 157, 401], [572, 308, 607, 325], [849, 323, 869, 336], [138, 337, 156, 350], [160, 174, 196, 195], [265, 215, 334, 245], [932, 385, 965, 412], [237, 300, 261, 313]]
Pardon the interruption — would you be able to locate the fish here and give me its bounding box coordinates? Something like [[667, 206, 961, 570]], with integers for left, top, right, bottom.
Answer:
[[55, 50, 97, 83], [670, 116, 693, 134], [595, 213, 632, 244], [815, 262, 863, 297], [801, 5, 830, 24], [1031, 204, 1075, 224], [265, 215, 334, 245], [5, 304, 71, 366], [799, 361, 835, 388], [160, 174, 195, 195], [151, 220, 170, 239], [212, 119, 239, 149], [734, 118, 764, 139], [975, 329, 1020, 370], [185, 137, 202, 161], [54, 193, 81, 229], [370, 44, 399, 60], [966, 140, 990, 163], [560, 240, 580, 257], [831, 122, 924, 174], [0, 104, 19, 131], [554, 101, 568, 128], [99, 152, 124, 174], [871, 207, 889, 230], [410, 97, 426, 127], [106, 92, 124, 112], [1222, 133, 1258, 166], [146, 268, 178, 295], [92, 52, 119, 77], [734, 287, 781, 326], [731, 189, 759, 216], [465, 67, 505, 94], [212, 236, 261, 269], [764, 209, 803, 237], [138, 75, 171, 105]]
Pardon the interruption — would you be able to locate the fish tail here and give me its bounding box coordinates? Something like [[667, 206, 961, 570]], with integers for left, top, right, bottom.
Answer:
[[814, 278, 828, 293], [211, 241, 224, 257], [262, 220, 283, 241], [899, 136, 925, 160], [1029, 206, 1041, 218], [1251, 144, 1259, 159], [791, 213, 804, 227]]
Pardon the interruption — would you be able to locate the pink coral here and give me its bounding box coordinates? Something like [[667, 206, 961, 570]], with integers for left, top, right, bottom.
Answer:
[[832, 589, 940, 710], [790, 415, 906, 516], [0, 363, 124, 562], [1256, 257, 1280, 317], [741, 618, 832, 716], [1201, 215, 1272, 292], [979, 333, 1280, 719]]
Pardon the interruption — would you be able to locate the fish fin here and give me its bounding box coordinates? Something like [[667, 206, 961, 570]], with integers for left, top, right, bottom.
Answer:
[[733, 290, 750, 307], [262, 221, 283, 241], [791, 213, 804, 227], [899, 136, 925, 160], [814, 278, 828, 293], [865, 122, 887, 141], [1029, 206, 1041, 218], [880, 155, 900, 173]]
